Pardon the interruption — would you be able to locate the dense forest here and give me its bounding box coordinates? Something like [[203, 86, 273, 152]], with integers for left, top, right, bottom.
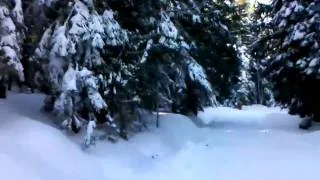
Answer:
[[0, 0, 319, 145]]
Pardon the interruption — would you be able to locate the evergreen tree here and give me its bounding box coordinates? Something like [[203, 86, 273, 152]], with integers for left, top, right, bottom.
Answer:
[[0, 0, 25, 94], [225, 45, 256, 107], [32, 0, 241, 141], [227, 1, 275, 107], [34, 0, 127, 138], [221, 0, 256, 107], [107, 0, 240, 108], [248, 2, 275, 106], [259, 0, 319, 121]]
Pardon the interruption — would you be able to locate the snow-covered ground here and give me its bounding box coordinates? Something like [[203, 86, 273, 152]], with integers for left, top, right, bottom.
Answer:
[[1, 92, 320, 180]]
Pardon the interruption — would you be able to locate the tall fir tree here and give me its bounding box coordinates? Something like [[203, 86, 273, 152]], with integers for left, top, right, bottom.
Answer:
[[258, 0, 319, 121], [31, 0, 241, 141], [0, 0, 25, 95], [221, 0, 257, 107], [249, 2, 274, 106]]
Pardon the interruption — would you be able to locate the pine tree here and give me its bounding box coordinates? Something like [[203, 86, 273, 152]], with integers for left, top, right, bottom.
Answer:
[[0, 0, 25, 94], [32, 0, 241, 141], [226, 1, 275, 107], [107, 0, 239, 109], [259, 0, 319, 121], [34, 0, 127, 138], [248, 2, 275, 106], [172, 0, 241, 102], [220, 0, 255, 107]]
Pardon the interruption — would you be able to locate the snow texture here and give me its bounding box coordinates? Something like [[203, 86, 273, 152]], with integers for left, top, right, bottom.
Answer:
[[1, 93, 318, 180], [62, 65, 78, 92]]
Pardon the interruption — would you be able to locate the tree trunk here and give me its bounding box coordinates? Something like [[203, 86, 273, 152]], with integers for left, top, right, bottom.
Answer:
[[119, 104, 128, 140], [256, 63, 264, 105], [71, 94, 81, 133], [0, 78, 7, 99], [7, 74, 12, 91], [156, 103, 159, 128]]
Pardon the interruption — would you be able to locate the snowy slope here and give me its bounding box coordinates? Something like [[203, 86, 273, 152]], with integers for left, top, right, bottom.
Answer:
[[0, 93, 105, 180], [1, 93, 320, 180]]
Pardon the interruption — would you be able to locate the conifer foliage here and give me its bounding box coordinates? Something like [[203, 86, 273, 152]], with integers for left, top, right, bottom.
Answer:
[[0, 0, 241, 142], [262, 0, 319, 120], [0, 0, 25, 83], [247, 2, 275, 106], [34, 0, 127, 137]]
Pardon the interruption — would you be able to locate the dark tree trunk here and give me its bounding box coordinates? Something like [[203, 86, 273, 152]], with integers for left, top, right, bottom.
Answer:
[[171, 101, 178, 113], [94, 108, 108, 124], [42, 95, 56, 112], [71, 95, 81, 133], [256, 66, 263, 104], [0, 78, 7, 99], [156, 102, 159, 128], [7, 74, 13, 91], [119, 105, 128, 140]]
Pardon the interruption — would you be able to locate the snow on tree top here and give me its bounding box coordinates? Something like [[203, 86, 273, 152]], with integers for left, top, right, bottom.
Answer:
[[159, 13, 178, 39], [188, 60, 213, 93], [280, 4, 292, 18], [12, 0, 24, 24], [2, 46, 17, 60], [78, 67, 93, 78], [88, 14, 104, 34], [103, 10, 115, 20], [192, 15, 201, 24], [291, 1, 304, 13], [0, 6, 10, 19], [0, 35, 17, 48], [292, 24, 306, 41], [0, 15, 16, 32], [69, 1, 90, 36], [274, 0, 306, 27], [0, 4, 24, 81], [0, 18, 18, 48], [87, 14, 105, 48], [62, 65, 78, 92], [50, 26, 69, 57], [35, 26, 53, 59], [2, 46, 24, 81], [102, 10, 128, 46], [309, 58, 319, 67], [38, 0, 57, 7]]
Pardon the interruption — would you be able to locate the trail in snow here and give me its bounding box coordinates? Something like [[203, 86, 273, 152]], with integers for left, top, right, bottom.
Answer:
[[1, 92, 320, 180], [198, 105, 303, 132]]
